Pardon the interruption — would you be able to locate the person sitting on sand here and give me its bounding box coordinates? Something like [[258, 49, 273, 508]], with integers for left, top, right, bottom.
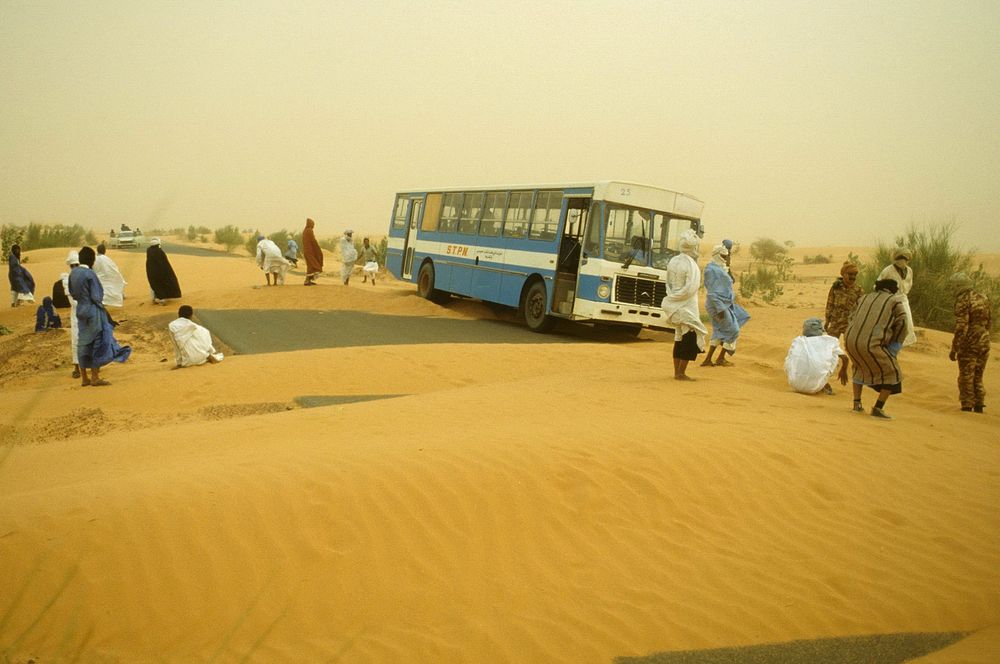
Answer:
[[660, 229, 707, 380], [68, 246, 132, 386], [701, 243, 750, 367], [844, 279, 908, 419], [168, 305, 223, 368], [255, 235, 290, 286], [34, 296, 63, 332], [785, 317, 848, 395]]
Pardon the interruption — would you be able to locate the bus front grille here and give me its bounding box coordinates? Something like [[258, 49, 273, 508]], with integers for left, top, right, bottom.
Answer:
[[614, 276, 665, 307]]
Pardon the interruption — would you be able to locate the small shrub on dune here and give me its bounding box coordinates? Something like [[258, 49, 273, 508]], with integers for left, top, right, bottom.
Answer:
[[213, 225, 244, 253], [739, 237, 795, 302]]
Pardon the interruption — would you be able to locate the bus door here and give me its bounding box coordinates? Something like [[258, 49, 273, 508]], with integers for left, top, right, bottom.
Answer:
[[552, 196, 590, 315], [401, 198, 423, 280]]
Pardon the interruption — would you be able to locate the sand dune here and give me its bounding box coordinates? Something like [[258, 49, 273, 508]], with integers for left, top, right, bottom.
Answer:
[[1, 243, 998, 663]]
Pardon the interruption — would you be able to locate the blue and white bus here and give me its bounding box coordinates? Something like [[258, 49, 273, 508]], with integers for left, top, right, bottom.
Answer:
[[385, 181, 704, 333]]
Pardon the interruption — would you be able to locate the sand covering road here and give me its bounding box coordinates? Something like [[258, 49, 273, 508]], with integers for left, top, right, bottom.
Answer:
[[1, 243, 998, 663]]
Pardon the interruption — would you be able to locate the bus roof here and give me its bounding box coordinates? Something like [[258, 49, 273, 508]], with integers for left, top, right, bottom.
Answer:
[[394, 180, 704, 218]]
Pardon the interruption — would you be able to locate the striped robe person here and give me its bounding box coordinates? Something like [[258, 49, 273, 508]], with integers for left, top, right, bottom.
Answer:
[[844, 290, 908, 390]]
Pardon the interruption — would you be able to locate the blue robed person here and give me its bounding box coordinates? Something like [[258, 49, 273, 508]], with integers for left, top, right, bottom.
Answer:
[[67, 246, 131, 386], [34, 296, 63, 332], [701, 243, 750, 367]]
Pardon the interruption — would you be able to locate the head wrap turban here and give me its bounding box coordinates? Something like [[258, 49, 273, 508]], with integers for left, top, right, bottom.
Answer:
[[722, 239, 733, 251], [875, 279, 899, 294], [949, 272, 973, 293], [678, 229, 700, 258], [710, 244, 728, 266], [66, 250, 80, 266], [150, 237, 161, 246], [802, 318, 824, 337], [894, 248, 912, 261], [840, 261, 859, 277]]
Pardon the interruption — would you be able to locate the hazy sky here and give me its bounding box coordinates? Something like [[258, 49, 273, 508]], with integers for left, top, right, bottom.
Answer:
[[2, 1, 998, 248]]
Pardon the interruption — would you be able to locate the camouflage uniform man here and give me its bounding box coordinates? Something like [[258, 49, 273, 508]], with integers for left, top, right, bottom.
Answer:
[[949, 272, 991, 413], [825, 261, 863, 338]]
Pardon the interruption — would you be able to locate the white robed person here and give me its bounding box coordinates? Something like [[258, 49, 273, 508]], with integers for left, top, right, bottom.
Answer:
[[339, 229, 358, 285], [93, 243, 127, 308], [255, 235, 290, 286], [660, 229, 708, 380], [877, 248, 917, 347], [784, 317, 849, 395], [168, 305, 223, 368], [61, 251, 82, 378]]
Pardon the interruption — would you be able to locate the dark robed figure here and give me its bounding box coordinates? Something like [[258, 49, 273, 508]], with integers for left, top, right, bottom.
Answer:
[[145, 238, 182, 304]]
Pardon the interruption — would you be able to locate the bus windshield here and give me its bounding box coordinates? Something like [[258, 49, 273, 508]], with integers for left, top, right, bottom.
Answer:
[[596, 204, 686, 270]]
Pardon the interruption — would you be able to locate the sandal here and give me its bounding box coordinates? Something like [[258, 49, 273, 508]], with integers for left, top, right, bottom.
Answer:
[[91, 379, 111, 387], [72, 368, 81, 379], [81, 380, 91, 387]]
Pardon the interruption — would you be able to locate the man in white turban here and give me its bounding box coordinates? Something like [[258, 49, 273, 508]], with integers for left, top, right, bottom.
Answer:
[[660, 228, 708, 380], [168, 305, 223, 368], [877, 248, 917, 346], [339, 230, 358, 285], [785, 317, 848, 395], [61, 250, 82, 379]]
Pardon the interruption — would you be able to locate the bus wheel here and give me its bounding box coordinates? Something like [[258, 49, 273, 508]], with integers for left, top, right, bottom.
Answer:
[[417, 262, 448, 303], [524, 281, 555, 333]]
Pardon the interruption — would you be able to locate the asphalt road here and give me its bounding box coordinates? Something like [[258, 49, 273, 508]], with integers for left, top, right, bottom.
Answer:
[[195, 309, 619, 354]]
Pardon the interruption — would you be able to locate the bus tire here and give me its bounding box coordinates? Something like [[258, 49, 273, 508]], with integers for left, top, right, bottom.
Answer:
[[417, 262, 448, 304], [524, 281, 555, 333]]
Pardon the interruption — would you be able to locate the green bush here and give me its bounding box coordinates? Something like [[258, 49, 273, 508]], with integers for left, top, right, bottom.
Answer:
[[243, 229, 303, 258], [803, 254, 832, 265], [739, 236, 794, 302], [2, 223, 92, 260], [213, 225, 244, 253], [245, 230, 261, 257], [857, 222, 999, 333], [750, 237, 788, 263], [738, 264, 785, 302]]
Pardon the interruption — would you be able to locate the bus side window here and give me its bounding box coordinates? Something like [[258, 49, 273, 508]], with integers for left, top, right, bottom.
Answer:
[[422, 193, 442, 232], [529, 190, 561, 241], [440, 192, 462, 233], [458, 192, 484, 234], [503, 191, 531, 238], [480, 191, 506, 237], [392, 196, 408, 230]]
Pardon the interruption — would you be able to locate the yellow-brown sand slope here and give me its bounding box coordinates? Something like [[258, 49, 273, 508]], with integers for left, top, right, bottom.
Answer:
[[1, 246, 998, 663]]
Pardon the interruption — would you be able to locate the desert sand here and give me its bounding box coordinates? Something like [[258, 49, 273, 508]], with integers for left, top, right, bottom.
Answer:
[[1, 241, 998, 663]]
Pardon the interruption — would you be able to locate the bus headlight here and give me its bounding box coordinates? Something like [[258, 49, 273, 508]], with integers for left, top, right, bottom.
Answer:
[[597, 284, 611, 299]]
